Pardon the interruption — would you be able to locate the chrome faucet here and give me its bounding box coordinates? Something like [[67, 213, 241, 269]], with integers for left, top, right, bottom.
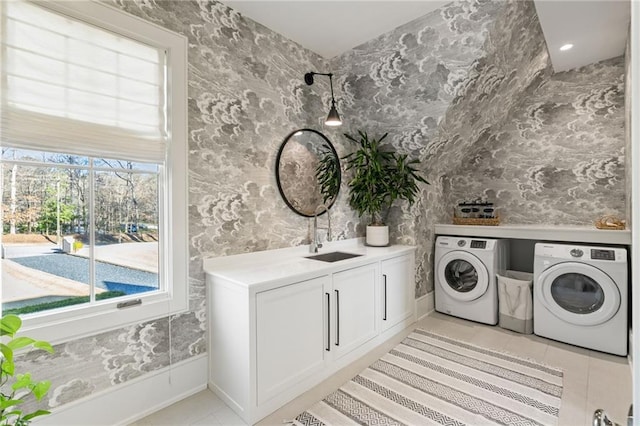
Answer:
[[310, 203, 332, 253]]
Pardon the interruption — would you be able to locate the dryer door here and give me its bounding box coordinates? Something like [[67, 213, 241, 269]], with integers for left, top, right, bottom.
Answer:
[[536, 262, 621, 326], [437, 251, 489, 302]]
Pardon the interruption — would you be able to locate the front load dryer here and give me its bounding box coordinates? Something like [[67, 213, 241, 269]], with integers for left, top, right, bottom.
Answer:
[[435, 236, 509, 325], [533, 243, 628, 356]]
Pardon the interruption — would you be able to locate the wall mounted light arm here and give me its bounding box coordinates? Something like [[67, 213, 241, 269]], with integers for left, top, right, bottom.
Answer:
[[304, 71, 342, 127]]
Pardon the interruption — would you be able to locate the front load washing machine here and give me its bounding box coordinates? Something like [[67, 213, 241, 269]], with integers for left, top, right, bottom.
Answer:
[[533, 243, 628, 356], [435, 236, 509, 325]]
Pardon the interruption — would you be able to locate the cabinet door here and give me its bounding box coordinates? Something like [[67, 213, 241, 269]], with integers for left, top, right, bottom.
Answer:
[[256, 276, 328, 405], [332, 263, 377, 359], [381, 254, 413, 332]]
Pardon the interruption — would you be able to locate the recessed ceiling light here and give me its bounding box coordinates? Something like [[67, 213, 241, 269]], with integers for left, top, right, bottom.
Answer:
[[559, 44, 574, 51]]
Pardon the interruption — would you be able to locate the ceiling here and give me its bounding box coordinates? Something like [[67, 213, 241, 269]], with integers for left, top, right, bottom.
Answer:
[[534, 0, 629, 72], [222, 1, 448, 59], [221, 0, 630, 72]]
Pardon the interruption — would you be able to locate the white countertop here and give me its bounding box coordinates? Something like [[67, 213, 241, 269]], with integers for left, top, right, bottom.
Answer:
[[434, 223, 631, 245], [203, 238, 416, 290]]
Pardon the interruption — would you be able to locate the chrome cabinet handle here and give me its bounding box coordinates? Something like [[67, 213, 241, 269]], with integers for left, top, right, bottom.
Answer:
[[335, 289, 340, 346], [383, 274, 387, 321]]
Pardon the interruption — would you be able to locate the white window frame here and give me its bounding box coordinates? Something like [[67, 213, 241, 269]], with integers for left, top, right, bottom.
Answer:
[[1, 0, 188, 344]]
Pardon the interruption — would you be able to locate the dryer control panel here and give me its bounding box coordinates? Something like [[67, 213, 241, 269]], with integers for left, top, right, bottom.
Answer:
[[535, 243, 626, 262]]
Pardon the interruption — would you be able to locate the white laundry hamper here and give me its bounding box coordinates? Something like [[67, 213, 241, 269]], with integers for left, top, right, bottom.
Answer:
[[496, 270, 534, 334]]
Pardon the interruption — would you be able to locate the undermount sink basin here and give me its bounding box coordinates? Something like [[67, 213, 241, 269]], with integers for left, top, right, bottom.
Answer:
[[306, 251, 362, 262]]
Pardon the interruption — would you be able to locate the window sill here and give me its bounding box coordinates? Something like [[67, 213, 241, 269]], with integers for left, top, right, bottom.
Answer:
[[20, 291, 188, 344]]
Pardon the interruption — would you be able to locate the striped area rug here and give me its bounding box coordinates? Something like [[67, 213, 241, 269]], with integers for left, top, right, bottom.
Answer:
[[293, 329, 563, 426]]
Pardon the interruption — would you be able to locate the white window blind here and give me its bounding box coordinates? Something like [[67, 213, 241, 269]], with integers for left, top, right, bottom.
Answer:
[[1, 1, 167, 162]]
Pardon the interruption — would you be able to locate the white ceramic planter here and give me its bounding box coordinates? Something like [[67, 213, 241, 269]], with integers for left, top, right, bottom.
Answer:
[[366, 225, 389, 246]]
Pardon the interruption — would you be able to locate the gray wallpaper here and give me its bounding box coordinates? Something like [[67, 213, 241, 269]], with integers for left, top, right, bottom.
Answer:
[[16, 0, 360, 412], [16, 0, 626, 413], [625, 34, 632, 227], [332, 0, 625, 296], [331, 0, 563, 296], [446, 56, 625, 225]]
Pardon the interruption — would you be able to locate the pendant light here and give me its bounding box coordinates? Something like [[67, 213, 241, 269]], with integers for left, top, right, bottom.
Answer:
[[304, 71, 342, 126]]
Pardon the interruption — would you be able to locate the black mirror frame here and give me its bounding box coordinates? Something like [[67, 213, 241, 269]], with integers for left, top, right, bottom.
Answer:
[[275, 128, 341, 218]]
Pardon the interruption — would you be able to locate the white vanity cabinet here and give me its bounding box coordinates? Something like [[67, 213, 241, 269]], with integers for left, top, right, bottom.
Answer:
[[204, 241, 416, 425], [380, 254, 414, 332]]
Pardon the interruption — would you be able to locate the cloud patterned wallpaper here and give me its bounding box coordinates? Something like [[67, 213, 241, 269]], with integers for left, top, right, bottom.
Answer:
[[15, 0, 626, 413], [16, 0, 361, 412], [334, 0, 624, 296], [446, 56, 625, 225], [625, 35, 632, 227]]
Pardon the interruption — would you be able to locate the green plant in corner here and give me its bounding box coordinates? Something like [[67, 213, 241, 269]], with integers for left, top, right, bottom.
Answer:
[[315, 144, 341, 205], [0, 314, 54, 425], [342, 130, 429, 226]]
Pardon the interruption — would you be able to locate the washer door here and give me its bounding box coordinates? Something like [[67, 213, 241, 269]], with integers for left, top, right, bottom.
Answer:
[[536, 262, 620, 326], [437, 251, 489, 302]]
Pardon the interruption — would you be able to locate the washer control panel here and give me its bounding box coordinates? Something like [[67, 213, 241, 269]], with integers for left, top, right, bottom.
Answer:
[[436, 236, 495, 250], [569, 248, 584, 258], [470, 240, 487, 249], [591, 249, 616, 261]]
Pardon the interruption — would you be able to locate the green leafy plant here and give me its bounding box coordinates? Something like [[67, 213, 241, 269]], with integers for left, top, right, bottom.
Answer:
[[315, 145, 341, 205], [0, 315, 54, 425], [342, 130, 429, 225]]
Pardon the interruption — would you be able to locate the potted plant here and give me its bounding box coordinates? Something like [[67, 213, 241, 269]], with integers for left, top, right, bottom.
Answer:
[[342, 130, 429, 246], [1, 314, 54, 425]]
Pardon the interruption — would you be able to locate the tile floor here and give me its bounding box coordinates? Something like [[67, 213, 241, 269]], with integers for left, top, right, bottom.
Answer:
[[131, 312, 632, 426]]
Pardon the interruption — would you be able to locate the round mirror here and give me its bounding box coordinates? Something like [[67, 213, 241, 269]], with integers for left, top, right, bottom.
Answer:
[[276, 129, 341, 217]]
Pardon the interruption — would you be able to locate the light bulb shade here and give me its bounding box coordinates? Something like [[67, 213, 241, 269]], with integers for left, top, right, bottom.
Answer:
[[325, 104, 342, 126]]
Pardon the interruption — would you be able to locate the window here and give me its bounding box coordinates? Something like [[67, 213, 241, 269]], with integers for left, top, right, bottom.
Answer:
[[0, 1, 187, 343]]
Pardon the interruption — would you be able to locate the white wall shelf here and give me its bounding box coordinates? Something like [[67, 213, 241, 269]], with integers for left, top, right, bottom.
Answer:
[[434, 224, 631, 245]]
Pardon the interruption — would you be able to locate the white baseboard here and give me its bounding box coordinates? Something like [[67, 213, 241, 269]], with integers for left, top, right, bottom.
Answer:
[[37, 354, 208, 426], [415, 292, 434, 320]]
